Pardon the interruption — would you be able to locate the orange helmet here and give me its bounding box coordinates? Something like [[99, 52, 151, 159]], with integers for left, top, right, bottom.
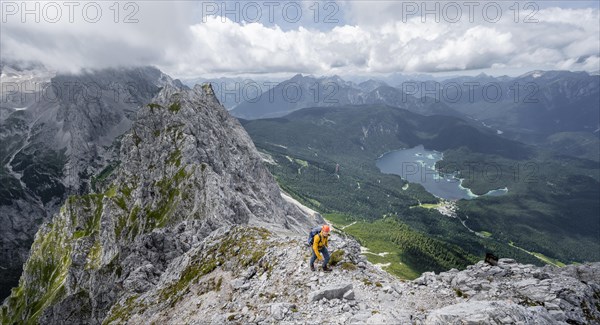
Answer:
[[322, 225, 330, 233]]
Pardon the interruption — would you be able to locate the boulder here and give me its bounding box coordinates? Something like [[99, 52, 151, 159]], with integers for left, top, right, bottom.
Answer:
[[343, 290, 355, 300], [270, 303, 295, 321], [309, 283, 353, 302], [425, 301, 555, 325]]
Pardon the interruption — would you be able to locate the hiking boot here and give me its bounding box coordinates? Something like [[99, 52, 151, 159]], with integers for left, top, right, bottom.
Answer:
[[323, 266, 332, 272], [310, 264, 315, 272]]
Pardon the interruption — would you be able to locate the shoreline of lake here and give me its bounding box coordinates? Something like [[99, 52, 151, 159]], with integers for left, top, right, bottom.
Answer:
[[376, 145, 508, 201]]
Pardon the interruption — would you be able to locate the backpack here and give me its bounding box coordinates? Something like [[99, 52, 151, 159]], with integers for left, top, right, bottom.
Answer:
[[307, 227, 322, 246]]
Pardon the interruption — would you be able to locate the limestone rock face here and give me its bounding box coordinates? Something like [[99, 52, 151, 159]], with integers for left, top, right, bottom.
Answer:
[[92, 231, 600, 325], [0, 65, 183, 298], [1, 83, 315, 324], [424, 301, 556, 324]]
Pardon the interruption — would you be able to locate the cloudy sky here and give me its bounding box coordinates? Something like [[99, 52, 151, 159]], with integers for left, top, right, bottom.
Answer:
[[1, 0, 599, 78]]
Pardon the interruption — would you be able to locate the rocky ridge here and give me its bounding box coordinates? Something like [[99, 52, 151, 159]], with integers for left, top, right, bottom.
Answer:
[[96, 227, 600, 324], [1, 83, 316, 323]]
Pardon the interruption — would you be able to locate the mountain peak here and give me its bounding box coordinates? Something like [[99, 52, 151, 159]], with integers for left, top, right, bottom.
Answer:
[[290, 73, 305, 81], [197, 82, 220, 104], [518, 70, 592, 80], [358, 79, 388, 92], [519, 70, 546, 78]]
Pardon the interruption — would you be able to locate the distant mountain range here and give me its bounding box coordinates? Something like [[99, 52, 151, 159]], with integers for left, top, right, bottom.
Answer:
[[242, 104, 531, 160], [181, 76, 286, 110], [431, 71, 600, 139], [230, 74, 461, 119], [230, 71, 599, 161]]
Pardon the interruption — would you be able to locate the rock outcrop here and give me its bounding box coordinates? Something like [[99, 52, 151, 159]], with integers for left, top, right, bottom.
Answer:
[[1, 83, 315, 323], [47, 227, 598, 325]]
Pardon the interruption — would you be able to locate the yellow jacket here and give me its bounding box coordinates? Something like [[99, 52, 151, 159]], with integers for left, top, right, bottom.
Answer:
[[312, 231, 329, 259]]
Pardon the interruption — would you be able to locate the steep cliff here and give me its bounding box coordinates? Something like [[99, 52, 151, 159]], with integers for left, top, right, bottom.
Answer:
[[0, 65, 184, 298]]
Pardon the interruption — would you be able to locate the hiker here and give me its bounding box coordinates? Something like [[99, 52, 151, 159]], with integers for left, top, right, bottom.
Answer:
[[308, 224, 331, 272]]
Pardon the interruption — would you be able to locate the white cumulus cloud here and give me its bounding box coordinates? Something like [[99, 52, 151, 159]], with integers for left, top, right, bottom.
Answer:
[[1, 1, 598, 77]]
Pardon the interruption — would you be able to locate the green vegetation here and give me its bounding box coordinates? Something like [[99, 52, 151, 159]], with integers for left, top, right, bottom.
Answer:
[[168, 101, 181, 113], [147, 103, 162, 110], [454, 288, 467, 298], [86, 241, 103, 270], [306, 197, 321, 207], [544, 132, 600, 162], [167, 149, 182, 167], [329, 215, 477, 278], [341, 262, 357, 271], [132, 132, 142, 146], [443, 147, 600, 264], [3, 96, 213, 321], [103, 295, 141, 324], [120, 184, 133, 198], [91, 162, 120, 192], [158, 258, 217, 304], [328, 250, 344, 266], [3, 120, 201, 322], [105, 185, 117, 198], [114, 196, 127, 211], [531, 252, 566, 268], [509, 242, 566, 267], [322, 212, 353, 227], [253, 139, 541, 276], [1, 218, 73, 324], [68, 193, 104, 238], [242, 104, 596, 278], [478, 231, 493, 238], [112, 165, 189, 241], [144, 167, 187, 231], [160, 227, 269, 302], [104, 227, 271, 322], [417, 203, 444, 209]]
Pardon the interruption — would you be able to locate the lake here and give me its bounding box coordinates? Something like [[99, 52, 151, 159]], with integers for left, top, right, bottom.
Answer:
[[376, 145, 507, 201]]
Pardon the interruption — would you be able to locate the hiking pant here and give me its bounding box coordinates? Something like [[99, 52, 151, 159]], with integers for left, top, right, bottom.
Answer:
[[310, 247, 330, 268]]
